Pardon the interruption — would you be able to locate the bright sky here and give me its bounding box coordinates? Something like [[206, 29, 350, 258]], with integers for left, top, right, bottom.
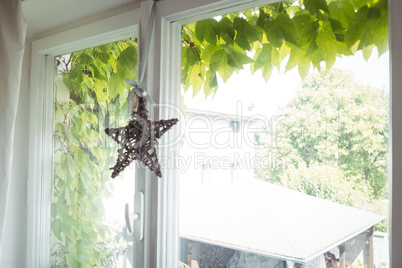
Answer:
[[183, 48, 389, 117]]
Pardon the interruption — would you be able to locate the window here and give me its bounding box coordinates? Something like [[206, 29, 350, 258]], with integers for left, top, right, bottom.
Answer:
[[173, 1, 390, 267], [51, 39, 137, 267], [230, 120, 240, 133], [28, 0, 402, 267], [27, 9, 142, 267]]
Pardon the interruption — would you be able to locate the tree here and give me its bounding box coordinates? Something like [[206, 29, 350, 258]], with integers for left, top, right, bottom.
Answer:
[[182, 0, 388, 98], [255, 69, 388, 212]]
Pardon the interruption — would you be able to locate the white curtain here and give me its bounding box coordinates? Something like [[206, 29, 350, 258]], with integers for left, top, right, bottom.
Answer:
[[0, 0, 27, 261]]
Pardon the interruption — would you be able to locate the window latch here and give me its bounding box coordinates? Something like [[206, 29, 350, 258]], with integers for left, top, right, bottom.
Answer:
[[125, 191, 144, 241]]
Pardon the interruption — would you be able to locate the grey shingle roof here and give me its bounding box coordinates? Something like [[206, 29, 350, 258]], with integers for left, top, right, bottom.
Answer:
[[179, 180, 384, 263]]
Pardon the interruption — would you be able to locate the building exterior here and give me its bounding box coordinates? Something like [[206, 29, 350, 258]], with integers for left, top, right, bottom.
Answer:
[[179, 110, 386, 268]]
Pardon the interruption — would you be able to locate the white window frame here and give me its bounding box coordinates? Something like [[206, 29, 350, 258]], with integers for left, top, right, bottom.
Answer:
[[27, 0, 402, 267], [26, 9, 141, 268]]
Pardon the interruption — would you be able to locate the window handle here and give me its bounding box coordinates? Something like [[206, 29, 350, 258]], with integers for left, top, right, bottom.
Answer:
[[125, 191, 144, 241]]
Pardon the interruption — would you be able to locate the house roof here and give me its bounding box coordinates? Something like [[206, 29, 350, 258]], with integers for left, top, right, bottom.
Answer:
[[185, 108, 258, 122], [179, 179, 384, 263]]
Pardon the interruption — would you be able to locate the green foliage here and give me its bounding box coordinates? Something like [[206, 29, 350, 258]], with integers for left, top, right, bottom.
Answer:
[[52, 38, 137, 267], [182, 0, 388, 98], [255, 70, 388, 227]]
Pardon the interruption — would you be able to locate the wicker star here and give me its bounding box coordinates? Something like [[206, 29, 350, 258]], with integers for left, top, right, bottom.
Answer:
[[105, 96, 178, 178]]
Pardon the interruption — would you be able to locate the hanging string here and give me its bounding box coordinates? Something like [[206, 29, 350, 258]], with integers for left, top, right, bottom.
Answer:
[[126, 0, 156, 107]]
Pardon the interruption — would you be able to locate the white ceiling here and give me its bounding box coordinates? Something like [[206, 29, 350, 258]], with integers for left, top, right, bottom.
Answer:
[[22, 0, 138, 37]]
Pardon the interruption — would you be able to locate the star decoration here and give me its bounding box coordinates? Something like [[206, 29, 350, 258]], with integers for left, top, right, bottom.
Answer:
[[105, 96, 178, 178]]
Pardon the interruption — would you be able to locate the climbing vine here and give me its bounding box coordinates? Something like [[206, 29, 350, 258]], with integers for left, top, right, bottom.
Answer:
[[52, 39, 137, 267], [181, 0, 388, 98]]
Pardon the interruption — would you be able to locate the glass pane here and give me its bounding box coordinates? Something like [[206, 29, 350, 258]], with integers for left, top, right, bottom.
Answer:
[[51, 39, 138, 267], [179, 1, 389, 267]]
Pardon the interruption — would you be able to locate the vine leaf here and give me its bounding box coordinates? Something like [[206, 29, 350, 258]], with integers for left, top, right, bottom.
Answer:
[[234, 17, 258, 50], [211, 49, 235, 82], [304, 0, 330, 16], [108, 74, 123, 99], [374, 6, 388, 56], [182, 0, 388, 97], [196, 19, 220, 45], [328, 0, 355, 28], [349, 0, 367, 9], [79, 54, 93, 65], [358, 7, 382, 50], [264, 20, 285, 48], [220, 17, 235, 43], [311, 23, 344, 70], [276, 13, 299, 46], [185, 46, 200, 65], [225, 45, 254, 68], [286, 47, 305, 73], [253, 43, 276, 82], [252, 43, 272, 73], [204, 70, 218, 97], [257, 8, 269, 29], [189, 65, 204, 96], [119, 46, 137, 69], [98, 52, 110, 64], [345, 5, 369, 49]]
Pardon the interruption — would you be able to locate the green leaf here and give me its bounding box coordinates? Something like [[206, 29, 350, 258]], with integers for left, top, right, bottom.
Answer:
[[186, 46, 201, 66], [63, 76, 74, 91], [204, 70, 218, 97], [60, 153, 67, 171], [202, 44, 219, 65], [286, 47, 305, 72], [91, 65, 106, 81], [108, 74, 123, 99], [188, 65, 204, 96], [257, 8, 269, 29], [271, 46, 280, 70], [374, 6, 388, 56], [68, 239, 93, 265], [79, 54, 93, 65], [252, 43, 275, 82], [349, 0, 367, 9], [264, 20, 285, 48], [234, 17, 258, 50], [328, 0, 355, 28], [119, 46, 137, 69], [252, 43, 271, 72], [293, 14, 313, 35], [225, 45, 254, 68], [220, 17, 235, 43], [301, 21, 319, 56], [52, 218, 63, 242], [304, 0, 329, 16], [276, 13, 299, 46], [298, 57, 311, 80], [345, 5, 369, 49], [362, 44, 374, 61], [329, 18, 345, 35], [211, 49, 235, 82], [357, 7, 384, 50], [98, 52, 110, 64], [310, 23, 344, 70], [195, 19, 220, 45], [69, 65, 83, 81]]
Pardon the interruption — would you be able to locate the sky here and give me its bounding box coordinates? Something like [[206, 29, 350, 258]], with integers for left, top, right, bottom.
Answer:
[[183, 48, 389, 117]]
